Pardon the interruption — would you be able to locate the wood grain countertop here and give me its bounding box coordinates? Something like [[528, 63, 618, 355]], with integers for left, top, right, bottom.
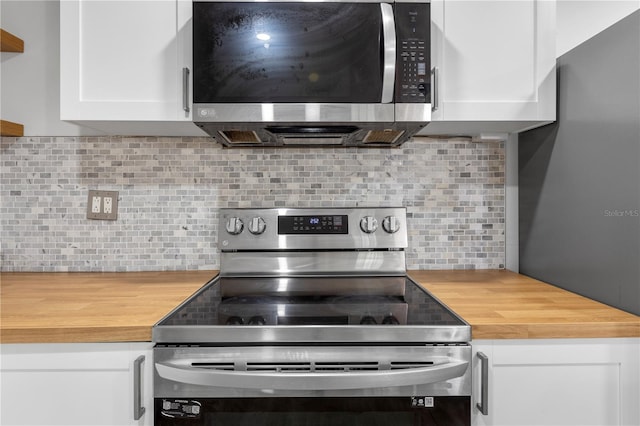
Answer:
[[0, 271, 216, 343], [1, 270, 638, 344], [409, 270, 640, 339]]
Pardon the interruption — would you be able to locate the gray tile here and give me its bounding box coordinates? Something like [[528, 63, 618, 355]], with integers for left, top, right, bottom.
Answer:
[[0, 136, 504, 271]]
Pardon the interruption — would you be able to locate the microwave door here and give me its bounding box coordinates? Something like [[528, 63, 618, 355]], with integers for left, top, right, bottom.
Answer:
[[192, 2, 390, 104]]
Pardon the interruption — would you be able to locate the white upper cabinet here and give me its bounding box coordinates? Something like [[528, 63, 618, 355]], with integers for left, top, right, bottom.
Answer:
[[60, 0, 203, 135], [425, 0, 556, 136]]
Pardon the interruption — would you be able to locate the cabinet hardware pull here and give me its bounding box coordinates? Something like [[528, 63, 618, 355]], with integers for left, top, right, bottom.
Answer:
[[133, 355, 146, 420], [476, 351, 489, 415], [431, 67, 439, 112], [183, 67, 190, 113]]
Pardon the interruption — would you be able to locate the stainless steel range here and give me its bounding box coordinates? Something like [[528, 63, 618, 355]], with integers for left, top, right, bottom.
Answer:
[[153, 207, 471, 425]]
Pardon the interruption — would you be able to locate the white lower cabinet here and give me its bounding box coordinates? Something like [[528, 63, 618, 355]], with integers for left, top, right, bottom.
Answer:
[[0, 342, 153, 426], [472, 338, 640, 426]]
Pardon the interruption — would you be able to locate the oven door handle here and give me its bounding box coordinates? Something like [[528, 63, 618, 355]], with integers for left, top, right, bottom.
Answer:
[[155, 360, 468, 391]]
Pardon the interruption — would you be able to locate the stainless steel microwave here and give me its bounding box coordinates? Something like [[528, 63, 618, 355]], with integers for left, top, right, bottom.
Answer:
[[192, 0, 432, 147]]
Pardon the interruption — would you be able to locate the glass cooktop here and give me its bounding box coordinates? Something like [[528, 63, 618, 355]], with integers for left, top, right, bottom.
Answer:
[[157, 276, 466, 329]]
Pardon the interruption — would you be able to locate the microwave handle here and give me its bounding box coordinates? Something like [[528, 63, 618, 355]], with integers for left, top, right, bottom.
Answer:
[[380, 3, 396, 103], [156, 360, 468, 391]]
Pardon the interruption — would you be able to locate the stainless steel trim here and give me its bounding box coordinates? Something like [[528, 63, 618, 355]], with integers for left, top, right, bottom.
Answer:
[[476, 351, 489, 415], [431, 67, 439, 112], [152, 323, 471, 344], [194, 103, 396, 123], [182, 67, 190, 113], [156, 360, 467, 391], [220, 251, 407, 277], [380, 3, 396, 103], [395, 103, 432, 122], [133, 355, 146, 421], [219, 276, 406, 297]]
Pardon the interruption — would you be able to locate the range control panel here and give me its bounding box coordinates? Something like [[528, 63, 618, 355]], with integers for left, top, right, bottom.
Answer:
[[395, 3, 430, 103], [218, 207, 408, 251]]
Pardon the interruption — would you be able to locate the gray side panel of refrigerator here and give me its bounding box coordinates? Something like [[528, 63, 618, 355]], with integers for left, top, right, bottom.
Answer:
[[519, 11, 640, 315]]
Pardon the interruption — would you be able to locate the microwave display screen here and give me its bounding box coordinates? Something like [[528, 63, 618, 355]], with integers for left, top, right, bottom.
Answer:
[[193, 3, 384, 103]]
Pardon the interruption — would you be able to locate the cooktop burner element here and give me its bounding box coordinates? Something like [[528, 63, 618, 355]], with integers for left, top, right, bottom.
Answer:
[[153, 208, 470, 344]]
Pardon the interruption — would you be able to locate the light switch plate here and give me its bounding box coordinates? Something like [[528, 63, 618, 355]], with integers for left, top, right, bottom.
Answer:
[[87, 190, 119, 220]]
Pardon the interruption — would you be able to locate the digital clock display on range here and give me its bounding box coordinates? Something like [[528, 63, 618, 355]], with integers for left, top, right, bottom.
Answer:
[[278, 215, 349, 234]]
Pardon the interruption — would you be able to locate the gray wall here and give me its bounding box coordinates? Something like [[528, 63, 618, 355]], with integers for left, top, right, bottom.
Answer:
[[519, 11, 640, 315]]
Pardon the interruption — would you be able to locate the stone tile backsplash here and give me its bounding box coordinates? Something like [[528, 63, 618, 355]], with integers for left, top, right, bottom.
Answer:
[[0, 136, 504, 271]]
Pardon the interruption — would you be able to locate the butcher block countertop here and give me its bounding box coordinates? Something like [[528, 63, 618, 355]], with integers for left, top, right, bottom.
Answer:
[[0, 271, 216, 344], [1, 270, 638, 344], [410, 270, 640, 339]]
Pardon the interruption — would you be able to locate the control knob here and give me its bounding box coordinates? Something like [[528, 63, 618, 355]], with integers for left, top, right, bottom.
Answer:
[[382, 216, 401, 234], [359, 216, 378, 233], [248, 217, 266, 235], [225, 217, 244, 235]]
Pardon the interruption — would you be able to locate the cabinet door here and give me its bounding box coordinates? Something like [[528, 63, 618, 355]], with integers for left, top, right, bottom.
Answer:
[[472, 339, 640, 426], [177, 0, 193, 121], [60, 0, 181, 121], [1, 343, 153, 426], [431, 0, 555, 122]]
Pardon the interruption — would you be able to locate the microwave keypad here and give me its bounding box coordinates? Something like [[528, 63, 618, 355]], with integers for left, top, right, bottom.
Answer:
[[395, 4, 430, 103], [399, 40, 428, 102]]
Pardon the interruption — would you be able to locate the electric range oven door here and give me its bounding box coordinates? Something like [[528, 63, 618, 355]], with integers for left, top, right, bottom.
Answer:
[[153, 345, 471, 426]]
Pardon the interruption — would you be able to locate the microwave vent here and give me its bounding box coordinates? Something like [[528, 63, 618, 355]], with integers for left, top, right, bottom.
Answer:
[[282, 137, 344, 146], [220, 130, 262, 144], [363, 130, 404, 144]]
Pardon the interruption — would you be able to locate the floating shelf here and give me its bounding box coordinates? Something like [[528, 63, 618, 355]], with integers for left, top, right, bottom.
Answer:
[[1, 29, 25, 136], [0, 120, 24, 137], [1, 28, 24, 52]]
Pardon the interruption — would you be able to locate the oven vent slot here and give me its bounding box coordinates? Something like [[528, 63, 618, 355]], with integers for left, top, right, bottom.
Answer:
[[191, 362, 235, 370], [191, 360, 436, 373], [314, 362, 379, 371], [245, 361, 379, 372], [247, 362, 312, 372], [246, 361, 380, 372], [390, 361, 435, 369]]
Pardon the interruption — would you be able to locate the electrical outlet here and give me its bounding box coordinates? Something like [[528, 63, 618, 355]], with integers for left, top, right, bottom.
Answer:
[[87, 190, 119, 220], [91, 196, 101, 213], [103, 196, 113, 214]]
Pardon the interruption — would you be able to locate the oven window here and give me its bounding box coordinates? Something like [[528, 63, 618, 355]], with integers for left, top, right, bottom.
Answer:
[[193, 3, 384, 103], [155, 397, 470, 426]]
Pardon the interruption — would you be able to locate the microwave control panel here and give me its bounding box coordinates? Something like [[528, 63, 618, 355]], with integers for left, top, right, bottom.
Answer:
[[395, 3, 430, 103]]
